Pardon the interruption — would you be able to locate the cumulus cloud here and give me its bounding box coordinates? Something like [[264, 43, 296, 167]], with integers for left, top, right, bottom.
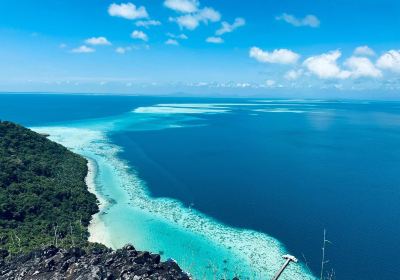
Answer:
[[285, 69, 303, 80], [167, 33, 188, 40], [216, 17, 246, 36], [291, 51, 383, 80], [377, 50, 400, 73], [170, 15, 199, 30], [303, 50, 351, 79], [115, 47, 132, 54], [135, 20, 161, 28], [85, 37, 111, 46], [170, 8, 221, 30], [276, 13, 320, 28], [249, 47, 300, 64], [354, 46, 375, 57], [165, 39, 179, 45], [344, 56, 382, 78], [108, 3, 148, 20], [206, 37, 223, 44], [168, 0, 221, 31], [131, 30, 148, 41], [249, 48, 393, 85], [198, 7, 221, 22], [164, 0, 199, 13], [71, 45, 95, 53]]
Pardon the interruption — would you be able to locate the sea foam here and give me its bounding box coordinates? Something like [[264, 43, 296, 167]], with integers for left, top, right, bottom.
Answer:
[[133, 106, 229, 114], [133, 103, 270, 115], [253, 108, 307, 114]]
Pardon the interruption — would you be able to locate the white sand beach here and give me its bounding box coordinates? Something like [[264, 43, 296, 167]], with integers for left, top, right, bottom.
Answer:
[[85, 159, 112, 246]]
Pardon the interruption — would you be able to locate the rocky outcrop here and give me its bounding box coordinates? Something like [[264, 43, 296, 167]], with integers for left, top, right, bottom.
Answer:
[[0, 245, 191, 280]]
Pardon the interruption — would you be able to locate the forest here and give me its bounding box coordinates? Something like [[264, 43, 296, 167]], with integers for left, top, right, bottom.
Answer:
[[0, 121, 99, 256]]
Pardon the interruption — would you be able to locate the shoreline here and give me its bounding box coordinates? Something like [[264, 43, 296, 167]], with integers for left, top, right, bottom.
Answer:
[[33, 125, 315, 280], [85, 158, 112, 246]]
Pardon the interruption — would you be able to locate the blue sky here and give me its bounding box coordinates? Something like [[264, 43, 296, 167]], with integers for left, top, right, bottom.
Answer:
[[0, 0, 400, 97]]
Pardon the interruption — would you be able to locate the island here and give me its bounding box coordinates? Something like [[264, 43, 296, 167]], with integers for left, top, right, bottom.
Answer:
[[0, 121, 191, 280]]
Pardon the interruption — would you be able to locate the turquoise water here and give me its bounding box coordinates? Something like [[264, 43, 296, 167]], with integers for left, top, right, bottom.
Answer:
[[2, 94, 400, 279], [31, 107, 314, 280], [30, 119, 312, 279]]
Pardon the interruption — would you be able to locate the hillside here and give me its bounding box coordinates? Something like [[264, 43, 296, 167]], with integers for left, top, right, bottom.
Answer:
[[0, 121, 99, 255]]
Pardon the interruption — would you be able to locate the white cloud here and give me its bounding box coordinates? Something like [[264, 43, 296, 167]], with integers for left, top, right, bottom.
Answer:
[[59, 43, 67, 49], [167, 33, 188, 39], [171, 15, 199, 30], [344, 56, 382, 78], [281, 51, 385, 81], [116, 47, 125, 54], [249, 47, 300, 64], [85, 37, 111, 46], [377, 50, 400, 73], [285, 69, 303, 80], [131, 30, 148, 41], [198, 7, 221, 22], [164, 0, 199, 13], [266, 80, 276, 87], [135, 20, 161, 28], [206, 37, 223, 44], [115, 47, 132, 54], [169, 7, 221, 30], [354, 46, 375, 57], [71, 45, 95, 53], [108, 3, 148, 20], [165, 39, 179, 45], [216, 17, 246, 35], [235, 83, 251, 88], [276, 13, 320, 28], [303, 50, 351, 79]]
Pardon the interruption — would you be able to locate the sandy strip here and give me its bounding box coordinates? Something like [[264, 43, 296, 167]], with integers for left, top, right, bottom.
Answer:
[[85, 159, 112, 246]]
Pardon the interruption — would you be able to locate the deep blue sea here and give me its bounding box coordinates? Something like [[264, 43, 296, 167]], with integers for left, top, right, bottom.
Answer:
[[1, 94, 399, 279]]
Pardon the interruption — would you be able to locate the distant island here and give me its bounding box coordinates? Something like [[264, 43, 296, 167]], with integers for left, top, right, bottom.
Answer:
[[0, 121, 190, 279]]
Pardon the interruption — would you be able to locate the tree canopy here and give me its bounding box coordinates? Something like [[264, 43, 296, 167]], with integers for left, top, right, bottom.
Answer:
[[0, 121, 99, 255]]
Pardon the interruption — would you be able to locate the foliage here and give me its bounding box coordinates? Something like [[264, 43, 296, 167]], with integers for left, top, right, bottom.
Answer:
[[0, 121, 99, 255]]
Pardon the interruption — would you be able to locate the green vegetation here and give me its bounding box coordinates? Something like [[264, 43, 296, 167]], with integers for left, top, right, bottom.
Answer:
[[0, 121, 99, 255]]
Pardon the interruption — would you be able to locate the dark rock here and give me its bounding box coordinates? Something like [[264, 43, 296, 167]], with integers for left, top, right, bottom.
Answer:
[[0, 250, 9, 260], [70, 247, 86, 258], [150, 254, 161, 264], [105, 257, 114, 266], [91, 246, 106, 255], [60, 261, 70, 272], [135, 267, 149, 276], [42, 245, 58, 258], [123, 244, 136, 251], [91, 256, 101, 265], [133, 251, 150, 265], [44, 258, 55, 271], [0, 245, 195, 280]]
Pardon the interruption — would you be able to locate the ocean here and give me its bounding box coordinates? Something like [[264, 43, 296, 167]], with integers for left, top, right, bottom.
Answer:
[[0, 93, 399, 279]]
